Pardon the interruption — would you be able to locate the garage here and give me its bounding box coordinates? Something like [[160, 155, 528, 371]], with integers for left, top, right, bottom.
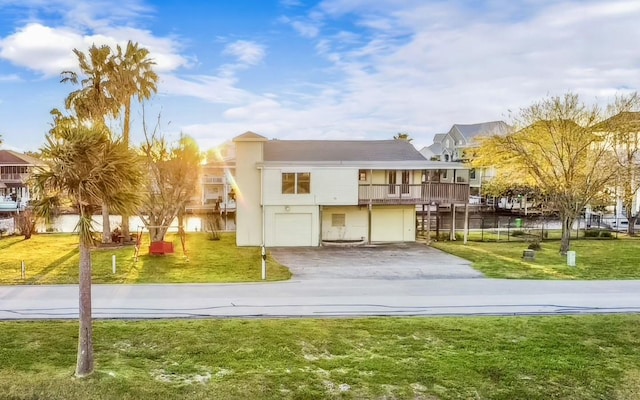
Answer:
[[273, 213, 314, 246], [370, 206, 415, 242]]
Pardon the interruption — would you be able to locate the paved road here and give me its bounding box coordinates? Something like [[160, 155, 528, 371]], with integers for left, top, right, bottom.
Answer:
[[1, 279, 639, 320]]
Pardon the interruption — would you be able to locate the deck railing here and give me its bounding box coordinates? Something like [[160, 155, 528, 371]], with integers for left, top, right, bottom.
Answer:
[[358, 183, 469, 205]]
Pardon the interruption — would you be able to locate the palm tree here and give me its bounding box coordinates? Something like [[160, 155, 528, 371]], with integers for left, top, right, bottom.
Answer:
[[110, 41, 158, 239], [62, 44, 122, 243], [33, 123, 142, 377]]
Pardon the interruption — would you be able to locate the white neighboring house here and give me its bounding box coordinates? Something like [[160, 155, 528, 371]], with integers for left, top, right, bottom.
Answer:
[[0, 150, 42, 213], [234, 132, 469, 247], [420, 121, 511, 199]]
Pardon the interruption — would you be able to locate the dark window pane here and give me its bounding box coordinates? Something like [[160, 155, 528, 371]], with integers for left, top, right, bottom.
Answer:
[[297, 172, 310, 194]]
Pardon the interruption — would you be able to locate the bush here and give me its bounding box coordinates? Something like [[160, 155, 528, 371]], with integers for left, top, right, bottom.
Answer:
[[528, 241, 541, 250], [599, 230, 613, 238], [511, 230, 525, 237], [584, 230, 600, 238]]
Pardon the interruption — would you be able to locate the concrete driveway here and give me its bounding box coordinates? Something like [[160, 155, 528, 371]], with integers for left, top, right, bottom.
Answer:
[[270, 243, 484, 280]]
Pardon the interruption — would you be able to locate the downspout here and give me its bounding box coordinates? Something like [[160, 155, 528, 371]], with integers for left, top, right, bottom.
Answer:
[[368, 168, 373, 245]]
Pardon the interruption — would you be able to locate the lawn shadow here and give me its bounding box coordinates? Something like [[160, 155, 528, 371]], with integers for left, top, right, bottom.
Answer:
[[27, 247, 80, 284]]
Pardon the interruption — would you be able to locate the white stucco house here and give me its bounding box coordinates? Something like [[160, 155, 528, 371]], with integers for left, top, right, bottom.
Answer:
[[234, 132, 470, 247]]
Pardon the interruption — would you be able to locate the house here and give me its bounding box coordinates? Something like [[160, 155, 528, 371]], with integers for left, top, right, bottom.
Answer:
[[0, 150, 42, 213], [420, 121, 511, 199], [233, 132, 470, 247]]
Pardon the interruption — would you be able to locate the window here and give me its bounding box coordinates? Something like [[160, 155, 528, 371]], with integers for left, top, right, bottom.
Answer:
[[331, 214, 346, 227], [387, 170, 397, 194], [469, 169, 476, 179], [359, 170, 367, 181], [441, 170, 448, 179], [282, 172, 311, 194]]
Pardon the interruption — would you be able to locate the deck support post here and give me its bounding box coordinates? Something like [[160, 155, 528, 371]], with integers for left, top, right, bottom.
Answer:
[[451, 204, 456, 240], [463, 202, 469, 244]]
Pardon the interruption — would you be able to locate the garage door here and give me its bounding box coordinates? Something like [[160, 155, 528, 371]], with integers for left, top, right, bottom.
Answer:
[[371, 209, 404, 242], [274, 213, 313, 246]]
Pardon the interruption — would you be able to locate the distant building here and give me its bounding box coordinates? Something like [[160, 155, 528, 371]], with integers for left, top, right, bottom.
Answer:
[[420, 121, 511, 199], [0, 150, 42, 213]]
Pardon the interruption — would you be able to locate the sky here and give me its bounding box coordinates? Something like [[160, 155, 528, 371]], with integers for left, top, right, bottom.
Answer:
[[0, 0, 639, 153]]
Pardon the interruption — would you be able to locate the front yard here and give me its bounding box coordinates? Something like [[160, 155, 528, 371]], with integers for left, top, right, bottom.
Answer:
[[0, 233, 290, 284], [1, 315, 638, 399], [432, 237, 640, 279]]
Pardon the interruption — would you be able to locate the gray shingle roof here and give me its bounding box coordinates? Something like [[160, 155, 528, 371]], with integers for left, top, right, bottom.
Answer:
[[264, 140, 426, 162], [451, 121, 511, 140], [233, 131, 267, 141], [432, 133, 446, 142]]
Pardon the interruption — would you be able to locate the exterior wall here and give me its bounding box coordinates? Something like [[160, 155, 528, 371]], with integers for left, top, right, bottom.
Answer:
[[235, 142, 263, 246], [321, 206, 368, 242], [371, 205, 415, 242], [264, 205, 319, 247], [262, 167, 359, 206]]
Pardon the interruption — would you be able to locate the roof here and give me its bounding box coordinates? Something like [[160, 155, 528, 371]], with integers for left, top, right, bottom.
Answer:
[[450, 121, 511, 141], [263, 140, 427, 162], [593, 111, 640, 131], [233, 131, 267, 142], [432, 133, 446, 142], [0, 150, 42, 165]]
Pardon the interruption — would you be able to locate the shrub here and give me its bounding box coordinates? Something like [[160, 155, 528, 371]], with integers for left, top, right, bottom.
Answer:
[[584, 230, 600, 238], [528, 241, 541, 250], [511, 230, 525, 237], [599, 230, 613, 238]]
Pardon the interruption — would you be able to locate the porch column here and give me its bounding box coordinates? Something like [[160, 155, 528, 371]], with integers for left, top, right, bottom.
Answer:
[[367, 203, 372, 245], [463, 202, 469, 244], [426, 202, 432, 245], [450, 204, 456, 240]]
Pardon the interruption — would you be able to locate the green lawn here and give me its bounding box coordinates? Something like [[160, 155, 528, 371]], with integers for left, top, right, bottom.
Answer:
[[0, 233, 290, 284], [432, 237, 640, 279], [0, 316, 638, 399]]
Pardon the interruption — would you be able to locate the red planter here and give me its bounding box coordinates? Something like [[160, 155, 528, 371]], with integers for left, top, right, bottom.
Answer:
[[149, 241, 175, 255]]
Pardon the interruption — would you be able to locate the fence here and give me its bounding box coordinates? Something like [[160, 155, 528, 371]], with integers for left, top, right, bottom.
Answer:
[[417, 213, 627, 242]]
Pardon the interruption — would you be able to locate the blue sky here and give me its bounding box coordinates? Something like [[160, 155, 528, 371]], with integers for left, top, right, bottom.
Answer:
[[0, 0, 639, 153]]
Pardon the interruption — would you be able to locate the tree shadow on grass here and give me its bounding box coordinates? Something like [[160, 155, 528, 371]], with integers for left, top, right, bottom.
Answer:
[[27, 247, 80, 284]]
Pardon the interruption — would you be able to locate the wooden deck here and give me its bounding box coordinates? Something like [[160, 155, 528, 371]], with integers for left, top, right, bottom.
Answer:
[[358, 183, 469, 205]]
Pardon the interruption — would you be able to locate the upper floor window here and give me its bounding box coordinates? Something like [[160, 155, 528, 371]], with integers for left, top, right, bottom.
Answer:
[[470, 169, 476, 179], [282, 172, 311, 194], [358, 170, 367, 181]]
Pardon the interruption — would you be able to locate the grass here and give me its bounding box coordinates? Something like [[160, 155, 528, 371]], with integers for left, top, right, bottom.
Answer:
[[0, 233, 290, 284], [0, 315, 639, 399], [432, 237, 640, 279]]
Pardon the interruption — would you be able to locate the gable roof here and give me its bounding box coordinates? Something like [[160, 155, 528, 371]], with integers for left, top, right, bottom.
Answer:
[[0, 150, 42, 165], [593, 111, 640, 132], [432, 133, 446, 143], [263, 140, 427, 162], [233, 131, 267, 142], [450, 121, 511, 141]]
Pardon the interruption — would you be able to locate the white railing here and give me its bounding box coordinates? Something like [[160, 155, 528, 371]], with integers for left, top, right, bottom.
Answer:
[[358, 183, 469, 204]]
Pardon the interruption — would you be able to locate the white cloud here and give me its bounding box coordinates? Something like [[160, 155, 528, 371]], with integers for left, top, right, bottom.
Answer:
[[0, 23, 188, 77], [222, 40, 266, 66], [0, 73, 21, 82], [291, 20, 320, 38]]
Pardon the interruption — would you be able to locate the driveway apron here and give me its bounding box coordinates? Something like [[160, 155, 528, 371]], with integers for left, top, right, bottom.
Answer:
[[270, 243, 484, 280]]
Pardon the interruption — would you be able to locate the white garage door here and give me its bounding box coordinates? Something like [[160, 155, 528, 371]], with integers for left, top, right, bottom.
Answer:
[[371, 209, 404, 242], [274, 213, 313, 246]]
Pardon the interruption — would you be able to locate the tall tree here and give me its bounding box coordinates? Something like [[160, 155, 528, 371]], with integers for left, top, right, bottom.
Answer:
[[474, 93, 617, 254], [393, 132, 412, 142], [140, 132, 202, 242], [32, 123, 142, 377], [61, 45, 121, 243], [111, 41, 158, 240]]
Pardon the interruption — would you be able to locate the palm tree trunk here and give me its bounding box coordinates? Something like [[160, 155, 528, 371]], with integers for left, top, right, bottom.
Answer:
[[75, 242, 94, 377], [102, 202, 111, 243], [121, 99, 132, 241]]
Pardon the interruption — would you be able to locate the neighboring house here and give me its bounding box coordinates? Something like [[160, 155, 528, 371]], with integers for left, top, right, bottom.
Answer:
[[420, 121, 511, 198], [234, 132, 469, 247], [0, 150, 42, 213], [185, 142, 237, 228], [592, 111, 640, 219]]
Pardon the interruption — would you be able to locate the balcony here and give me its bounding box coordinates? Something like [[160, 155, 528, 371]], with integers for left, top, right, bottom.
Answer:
[[358, 183, 469, 205], [0, 173, 28, 182], [202, 176, 225, 184]]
